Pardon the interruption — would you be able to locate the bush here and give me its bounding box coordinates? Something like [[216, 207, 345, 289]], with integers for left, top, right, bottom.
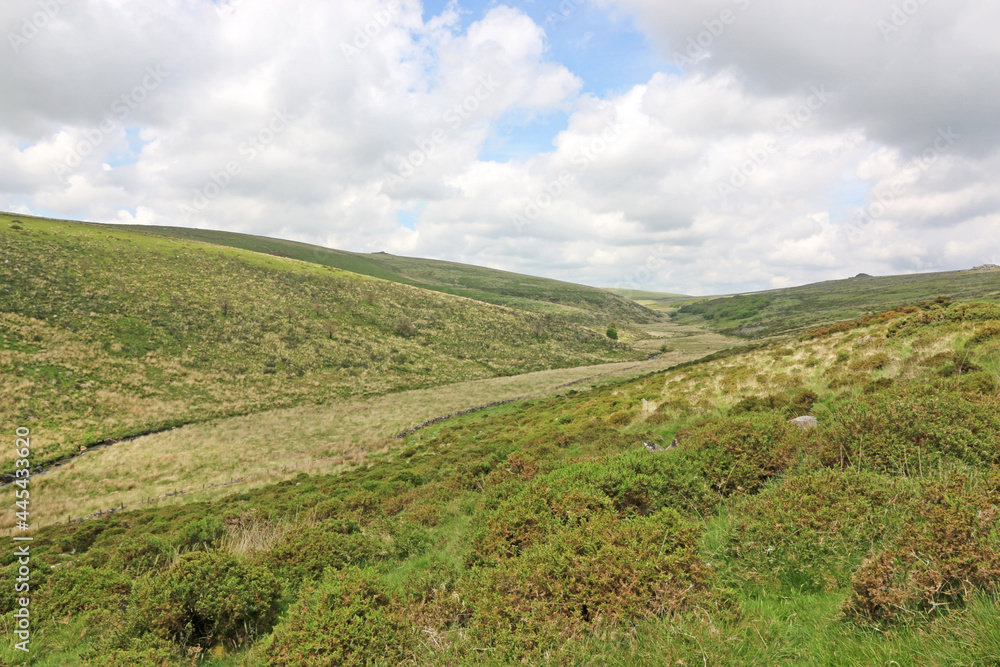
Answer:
[[35, 564, 131, 620], [251, 566, 416, 666], [844, 472, 1000, 624], [606, 327, 618, 340], [721, 471, 910, 592], [819, 386, 1000, 474], [678, 412, 804, 495], [180, 516, 225, 551], [466, 508, 709, 659], [256, 524, 389, 583], [129, 550, 281, 650]]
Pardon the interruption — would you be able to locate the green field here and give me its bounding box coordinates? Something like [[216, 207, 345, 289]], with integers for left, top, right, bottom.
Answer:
[[116, 223, 659, 327], [3, 213, 1000, 666], [0, 213, 642, 471], [671, 270, 1000, 337]]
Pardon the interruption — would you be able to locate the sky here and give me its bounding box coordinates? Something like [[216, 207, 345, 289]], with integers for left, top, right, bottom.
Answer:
[[2, 0, 999, 295]]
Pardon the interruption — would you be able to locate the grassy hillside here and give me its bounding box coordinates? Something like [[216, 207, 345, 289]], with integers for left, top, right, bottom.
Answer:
[[0, 213, 640, 470], [672, 269, 1000, 338], [116, 223, 660, 326], [8, 298, 999, 665], [604, 287, 695, 312]]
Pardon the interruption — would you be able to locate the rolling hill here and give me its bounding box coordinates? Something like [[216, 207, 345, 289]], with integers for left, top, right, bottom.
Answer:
[[0, 212, 642, 470], [115, 223, 660, 327], [671, 269, 1000, 337], [6, 295, 999, 665]]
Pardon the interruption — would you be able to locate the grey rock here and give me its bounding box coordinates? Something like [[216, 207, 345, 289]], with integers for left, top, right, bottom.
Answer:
[[789, 416, 818, 429], [642, 441, 664, 452]]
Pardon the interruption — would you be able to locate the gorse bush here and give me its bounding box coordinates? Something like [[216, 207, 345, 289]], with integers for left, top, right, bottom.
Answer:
[[466, 508, 709, 660], [721, 471, 911, 592], [678, 412, 806, 495], [819, 386, 1000, 474], [844, 470, 1000, 624], [251, 566, 417, 666], [255, 524, 389, 584], [127, 550, 281, 650]]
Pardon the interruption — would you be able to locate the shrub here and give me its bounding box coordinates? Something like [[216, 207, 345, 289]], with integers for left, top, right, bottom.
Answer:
[[129, 550, 281, 650], [35, 564, 132, 620], [677, 412, 804, 495], [180, 516, 226, 551], [393, 316, 416, 337], [256, 524, 389, 583], [606, 327, 618, 340], [843, 472, 1000, 624], [970, 321, 1000, 344], [721, 471, 910, 592], [251, 566, 417, 667], [466, 508, 709, 659], [819, 386, 1000, 474]]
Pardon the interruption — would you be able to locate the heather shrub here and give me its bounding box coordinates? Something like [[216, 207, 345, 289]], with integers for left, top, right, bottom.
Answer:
[[721, 471, 911, 592], [844, 471, 1000, 624], [251, 566, 417, 667], [128, 550, 281, 649]]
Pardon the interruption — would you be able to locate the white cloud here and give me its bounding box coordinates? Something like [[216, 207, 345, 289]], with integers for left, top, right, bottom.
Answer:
[[1, 0, 998, 295]]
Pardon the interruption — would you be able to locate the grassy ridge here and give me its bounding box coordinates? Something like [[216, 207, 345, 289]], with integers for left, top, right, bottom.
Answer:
[[672, 270, 1000, 337], [0, 213, 639, 469], [8, 299, 1000, 665], [117, 223, 660, 326]]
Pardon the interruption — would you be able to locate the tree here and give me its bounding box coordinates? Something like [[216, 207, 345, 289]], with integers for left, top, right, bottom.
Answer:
[[606, 327, 618, 340]]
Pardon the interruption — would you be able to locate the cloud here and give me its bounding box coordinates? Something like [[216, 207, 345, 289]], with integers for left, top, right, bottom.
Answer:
[[1, 0, 998, 296]]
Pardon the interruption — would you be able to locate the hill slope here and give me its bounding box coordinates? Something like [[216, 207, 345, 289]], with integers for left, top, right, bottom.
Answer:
[[0, 213, 639, 469], [672, 269, 1000, 337], [116, 223, 660, 326], [8, 298, 1000, 665]]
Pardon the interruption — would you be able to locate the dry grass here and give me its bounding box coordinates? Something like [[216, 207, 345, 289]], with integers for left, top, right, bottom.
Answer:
[[19, 347, 729, 530]]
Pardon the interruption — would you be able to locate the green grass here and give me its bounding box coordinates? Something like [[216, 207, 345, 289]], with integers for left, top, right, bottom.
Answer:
[[114, 222, 661, 327], [672, 270, 1000, 338], [0, 212, 641, 470], [7, 299, 1000, 665]]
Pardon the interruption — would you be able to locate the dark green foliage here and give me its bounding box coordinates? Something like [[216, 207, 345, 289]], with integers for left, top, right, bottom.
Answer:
[[256, 525, 389, 583], [679, 295, 771, 323], [820, 386, 1000, 473], [180, 515, 225, 550], [606, 326, 619, 340], [35, 564, 132, 619], [128, 550, 281, 649], [721, 471, 910, 592], [251, 566, 417, 666], [678, 412, 804, 495]]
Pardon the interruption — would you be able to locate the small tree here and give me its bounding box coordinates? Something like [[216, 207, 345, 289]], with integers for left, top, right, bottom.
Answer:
[[323, 322, 338, 340], [606, 327, 618, 341]]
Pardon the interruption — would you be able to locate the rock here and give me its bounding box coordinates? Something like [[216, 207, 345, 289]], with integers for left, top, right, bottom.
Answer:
[[668, 438, 679, 450], [789, 416, 818, 430], [642, 441, 664, 452], [970, 264, 1000, 271]]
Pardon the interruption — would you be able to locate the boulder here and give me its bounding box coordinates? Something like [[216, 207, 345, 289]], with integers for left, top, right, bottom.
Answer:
[[642, 441, 664, 452], [789, 416, 818, 430]]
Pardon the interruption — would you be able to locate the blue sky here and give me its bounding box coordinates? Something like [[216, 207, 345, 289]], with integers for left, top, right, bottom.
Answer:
[[427, 0, 674, 163]]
